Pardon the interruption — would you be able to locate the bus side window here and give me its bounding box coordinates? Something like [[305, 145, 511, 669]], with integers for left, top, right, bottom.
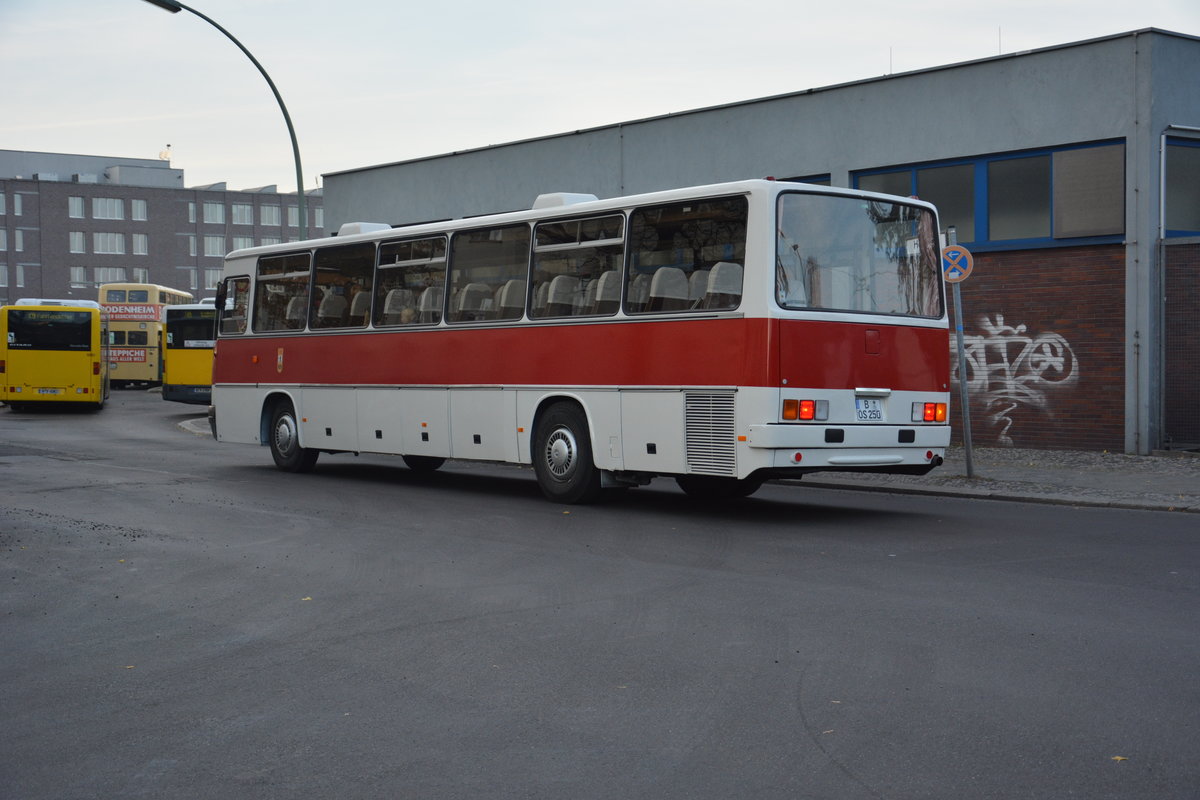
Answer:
[[627, 195, 748, 314]]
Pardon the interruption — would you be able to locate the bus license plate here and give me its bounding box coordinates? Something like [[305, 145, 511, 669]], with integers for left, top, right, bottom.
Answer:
[[37, 388, 62, 395], [855, 397, 884, 421]]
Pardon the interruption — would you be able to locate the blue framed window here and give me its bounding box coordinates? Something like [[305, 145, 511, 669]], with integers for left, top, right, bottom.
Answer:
[[1166, 137, 1200, 237], [854, 141, 1125, 251], [780, 173, 831, 186]]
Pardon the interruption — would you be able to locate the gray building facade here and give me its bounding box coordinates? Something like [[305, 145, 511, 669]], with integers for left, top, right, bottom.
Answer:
[[0, 149, 323, 305], [322, 29, 1200, 454]]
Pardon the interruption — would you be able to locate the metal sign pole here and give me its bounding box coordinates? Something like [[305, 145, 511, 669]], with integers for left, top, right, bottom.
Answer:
[[945, 228, 975, 478], [952, 280, 975, 478]]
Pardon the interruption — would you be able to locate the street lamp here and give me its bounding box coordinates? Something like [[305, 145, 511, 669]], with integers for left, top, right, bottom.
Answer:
[[142, 0, 308, 240]]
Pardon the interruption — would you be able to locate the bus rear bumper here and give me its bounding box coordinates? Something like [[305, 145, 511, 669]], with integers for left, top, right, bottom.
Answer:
[[747, 423, 949, 472]]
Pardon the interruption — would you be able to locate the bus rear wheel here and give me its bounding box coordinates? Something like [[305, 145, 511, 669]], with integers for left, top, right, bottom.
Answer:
[[675, 474, 765, 499], [269, 401, 319, 473], [533, 402, 602, 504], [402, 455, 445, 473]]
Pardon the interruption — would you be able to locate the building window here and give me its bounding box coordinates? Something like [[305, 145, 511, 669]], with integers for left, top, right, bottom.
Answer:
[[232, 236, 254, 251], [0, 229, 6, 251], [988, 155, 1051, 240], [314, 208, 324, 229], [232, 203, 253, 225], [15, 230, 23, 252], [0, 266, 6, 287], [186, 234, 197, 257], [14, 194, 23, 216], [855, 140, 1124, 249], [69, 196, 84, 218], [69, 231, 86, 253], [0, 193, 7, 215], [203, 202, 225, 224], [1166, 138, 1200, 236], [287, 206, 299, 228], [70, 266, 88, 287], [204, 235, 225, 257], [93, 197, 124, 220], [189, 201, 196, 223], [204, 268, 223, 290], [261, 236, 281, 246], [94, 232, 125, 254], [261, 205, 281, 226], [133, 233, 149, 255], [95, 267, 127, 283], [131, 268, 149, 282]]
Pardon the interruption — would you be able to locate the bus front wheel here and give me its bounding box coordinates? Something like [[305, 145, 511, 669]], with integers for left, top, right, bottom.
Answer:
[[533, 402, 602, 504], [269, 402, 319, 473]]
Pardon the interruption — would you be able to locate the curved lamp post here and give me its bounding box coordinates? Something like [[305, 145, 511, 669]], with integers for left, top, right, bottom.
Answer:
[[142, 0, 307, 240]]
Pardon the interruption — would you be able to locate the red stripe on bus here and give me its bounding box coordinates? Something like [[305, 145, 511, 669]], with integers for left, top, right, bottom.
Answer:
[[213, 317, 947, 391]]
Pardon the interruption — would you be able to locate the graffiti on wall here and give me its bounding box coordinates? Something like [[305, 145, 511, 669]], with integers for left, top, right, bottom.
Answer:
[[952, 314, 1079, 445]]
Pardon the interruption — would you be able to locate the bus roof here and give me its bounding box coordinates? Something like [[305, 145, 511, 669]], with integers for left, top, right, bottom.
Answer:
[[225, 178, 939, 262], [13, 298, 101, 308]]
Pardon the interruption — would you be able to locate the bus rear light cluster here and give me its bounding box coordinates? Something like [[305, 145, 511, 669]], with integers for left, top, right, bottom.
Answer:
[[912, 402, 948, 422], [782, 399, 829, 421]]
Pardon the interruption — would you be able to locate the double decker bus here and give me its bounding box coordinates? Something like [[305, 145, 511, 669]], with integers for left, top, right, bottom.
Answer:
[[163, 303, 217, 405], [1, 299, 109, 411], [98, 283, 193, 388], [211, 179, 950, 503]]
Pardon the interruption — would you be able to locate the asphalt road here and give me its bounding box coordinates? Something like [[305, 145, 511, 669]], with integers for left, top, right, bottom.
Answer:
[[2, 391, 1197, 799]]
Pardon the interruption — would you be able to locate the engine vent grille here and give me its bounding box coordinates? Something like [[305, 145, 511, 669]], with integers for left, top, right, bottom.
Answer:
[[685, 392, 737, 475]]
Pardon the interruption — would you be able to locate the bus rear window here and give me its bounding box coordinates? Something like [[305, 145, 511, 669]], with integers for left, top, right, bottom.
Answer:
[[6, 310, 93, 350], [775, 192, 943, 318]]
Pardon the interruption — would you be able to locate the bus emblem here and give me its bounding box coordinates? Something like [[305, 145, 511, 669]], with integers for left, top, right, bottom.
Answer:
[[276, 347, 284, 373]]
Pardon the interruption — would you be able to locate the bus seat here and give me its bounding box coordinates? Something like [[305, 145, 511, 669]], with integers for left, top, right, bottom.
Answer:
[[627, 273, 651, 312], [580, 277, 599, 313], [546, 275, 580, 316], [349, 289, 371, 323], [704, 261, 743, 309], [453, 282, 491, 321], [382, 288, 415, 324], [532, 281, 550, 315], [285, 296, 307, 327], [592, 270, 620, 314], [317, 291, 348, 325], [418, 286, 443, 323], [647, 267, 689, 312], [689, 270, 710, 304], [498, 279, 527, 319]]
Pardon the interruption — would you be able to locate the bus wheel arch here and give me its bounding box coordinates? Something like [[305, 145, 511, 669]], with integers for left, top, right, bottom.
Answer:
[[531, 399, 602, 504], [265, 394, 318, 473]]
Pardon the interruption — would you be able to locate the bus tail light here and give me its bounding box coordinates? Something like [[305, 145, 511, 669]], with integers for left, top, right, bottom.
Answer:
[[912, 402, 948, 422], [93, 361, 101, 376], [782, 399, 828, 421], [0, 359, 5, 374]]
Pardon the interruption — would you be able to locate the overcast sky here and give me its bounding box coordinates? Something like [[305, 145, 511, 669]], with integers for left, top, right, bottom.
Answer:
[[2, 0, 1197, 192]]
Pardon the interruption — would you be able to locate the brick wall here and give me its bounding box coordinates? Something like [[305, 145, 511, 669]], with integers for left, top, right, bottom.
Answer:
[[948, 244, 1125, 451], [1164, 242, 1200, 449]]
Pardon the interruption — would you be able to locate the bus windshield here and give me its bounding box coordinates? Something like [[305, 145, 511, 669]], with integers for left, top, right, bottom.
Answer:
[[775, 192, 943, 318], [6, 309, 93, 350]]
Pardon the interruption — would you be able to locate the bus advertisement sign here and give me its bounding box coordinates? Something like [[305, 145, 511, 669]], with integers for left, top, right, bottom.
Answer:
[[104, 304, 161, 321], [110, 348, 148, 362]]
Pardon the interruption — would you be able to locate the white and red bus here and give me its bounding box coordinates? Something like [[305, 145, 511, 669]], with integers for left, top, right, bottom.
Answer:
[[210, 179, 950, 502]]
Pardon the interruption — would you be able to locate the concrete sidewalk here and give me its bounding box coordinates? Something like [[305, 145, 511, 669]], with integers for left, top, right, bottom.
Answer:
[[800, 445, 1200, 513]]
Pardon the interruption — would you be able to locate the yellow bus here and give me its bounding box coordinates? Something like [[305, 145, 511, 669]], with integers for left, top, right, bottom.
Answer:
[[1, 299, 110, 411], [98, 283, 193, 387], [163, 303, 216, 405]]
